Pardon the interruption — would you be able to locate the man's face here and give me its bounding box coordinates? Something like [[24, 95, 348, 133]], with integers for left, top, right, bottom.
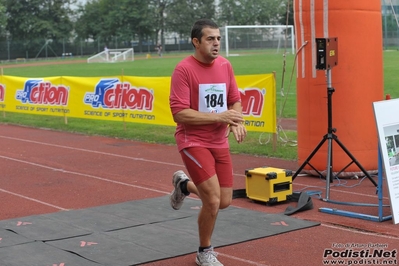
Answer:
[[195, 27, 221, 63]]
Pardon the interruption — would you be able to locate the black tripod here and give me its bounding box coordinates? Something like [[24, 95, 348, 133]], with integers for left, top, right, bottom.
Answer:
[[292, 69, 377, 200]]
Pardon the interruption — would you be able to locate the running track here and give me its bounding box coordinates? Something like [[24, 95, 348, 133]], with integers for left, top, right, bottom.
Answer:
[[0, 124, 398, 266]]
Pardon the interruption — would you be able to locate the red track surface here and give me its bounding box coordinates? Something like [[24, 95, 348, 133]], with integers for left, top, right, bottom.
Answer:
[[0, 124, 398, 266]]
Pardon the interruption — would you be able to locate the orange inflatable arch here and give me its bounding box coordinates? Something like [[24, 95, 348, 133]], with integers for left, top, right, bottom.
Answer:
[[293, 0, 384, 175]]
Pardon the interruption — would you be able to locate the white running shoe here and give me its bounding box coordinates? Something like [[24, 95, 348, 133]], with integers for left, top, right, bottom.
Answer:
[[196, 247, 223, 266], [170, 170, 189, 210]]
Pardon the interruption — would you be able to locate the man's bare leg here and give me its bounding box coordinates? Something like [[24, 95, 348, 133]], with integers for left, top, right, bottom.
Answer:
[[175, 173, 233, 247]]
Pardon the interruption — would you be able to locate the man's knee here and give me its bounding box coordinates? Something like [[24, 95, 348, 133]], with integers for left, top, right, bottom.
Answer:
[[205, 194, 230, 210], [219, 188, 232, 209], [202, 196, 221, 215], [219, 198, 231, 209]]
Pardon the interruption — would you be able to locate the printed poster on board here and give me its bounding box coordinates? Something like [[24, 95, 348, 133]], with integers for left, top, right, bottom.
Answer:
[[373, 98, 399, 224]]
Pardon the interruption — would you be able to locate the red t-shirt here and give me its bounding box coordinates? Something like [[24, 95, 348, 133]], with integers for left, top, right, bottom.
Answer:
[[169, 55, 241, 151]]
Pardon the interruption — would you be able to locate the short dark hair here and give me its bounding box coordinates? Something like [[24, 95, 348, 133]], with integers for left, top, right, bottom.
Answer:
[[191, 19, 219, 47]]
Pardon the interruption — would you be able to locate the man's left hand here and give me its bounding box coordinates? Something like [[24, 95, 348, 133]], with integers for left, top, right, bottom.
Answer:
[[226, 123, 247, 143]]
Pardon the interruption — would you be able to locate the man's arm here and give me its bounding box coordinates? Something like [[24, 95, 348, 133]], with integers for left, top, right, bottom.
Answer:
[[173, 108, 244, 126], [227, 102, 247, 143]]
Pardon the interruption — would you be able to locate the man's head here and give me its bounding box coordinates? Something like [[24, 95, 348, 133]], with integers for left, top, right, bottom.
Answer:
[[191, 19, 221, 64], [191, 19, 219, 47]]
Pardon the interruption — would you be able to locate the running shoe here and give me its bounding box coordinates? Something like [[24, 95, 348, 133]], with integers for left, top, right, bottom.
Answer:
[[170, 170, 189, 210], [196, 247, 223, 266]]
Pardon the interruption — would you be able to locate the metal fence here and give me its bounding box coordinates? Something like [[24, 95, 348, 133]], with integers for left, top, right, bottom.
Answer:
[[0, 30, 398, 63], [383, 31, 399, 49], [0, 36, 195, 62]]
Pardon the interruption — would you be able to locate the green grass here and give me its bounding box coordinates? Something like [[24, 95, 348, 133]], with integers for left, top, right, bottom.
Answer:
[[0, 112, 298, 160], [1, 50, 398, 160], [382, 51, 399, 99]]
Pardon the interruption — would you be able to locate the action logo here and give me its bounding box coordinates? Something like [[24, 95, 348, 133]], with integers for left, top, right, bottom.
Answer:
[[15, 79, 69, 105], [84, 78, 154, 111]]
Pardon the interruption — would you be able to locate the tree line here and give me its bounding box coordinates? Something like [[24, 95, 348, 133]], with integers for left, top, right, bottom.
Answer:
[[0, 0, 293, 50]]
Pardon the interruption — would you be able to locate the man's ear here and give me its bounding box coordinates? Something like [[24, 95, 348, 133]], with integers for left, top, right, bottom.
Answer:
[[192, 38, 200, 48]]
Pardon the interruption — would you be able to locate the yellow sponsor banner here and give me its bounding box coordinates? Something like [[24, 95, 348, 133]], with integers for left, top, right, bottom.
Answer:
[[236, 74, 276, 133], [0, 74, 276, 133], [1, 76, 67, 116]]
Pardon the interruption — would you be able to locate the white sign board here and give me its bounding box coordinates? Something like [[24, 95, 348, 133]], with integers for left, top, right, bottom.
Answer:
[[373, 98, 399, 224]]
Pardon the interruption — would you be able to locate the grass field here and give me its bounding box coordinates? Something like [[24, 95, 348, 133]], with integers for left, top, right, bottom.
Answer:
[[0, 50, 397, 160]]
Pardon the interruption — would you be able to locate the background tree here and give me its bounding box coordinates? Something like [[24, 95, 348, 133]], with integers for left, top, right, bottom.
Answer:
[[41, 0, 76, 41], [165, 0, 216, 41], [76, 0, 155, 52], [5, 0, 76, 58], [278, 0, 294, 26], [277, 0, 294, 44], [6, 0, 45, 41], [75, 0, 115, 44], [108, 0, 154, 52], [0, 0, 6, 39], [149, 0, 173, 51], [6, 0, 75, 41], [218, 0, 283, 26], [1, 0, 292, 59], [217, 0, 286, 51]]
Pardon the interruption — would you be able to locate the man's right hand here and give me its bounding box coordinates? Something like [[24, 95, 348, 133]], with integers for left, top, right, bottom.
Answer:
[[218, 110, 244, 126]]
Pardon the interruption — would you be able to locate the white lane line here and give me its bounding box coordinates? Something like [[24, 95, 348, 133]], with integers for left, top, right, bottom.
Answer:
[[0, 155, 171, 196], [0, 153, 171, 212], [0, 135, 250, 178], [0, 135, 384, 199], [0, 135, 183, 167], [321, 223, 399, 240], [218, 253, 270, 265], [0, 158, 396, 266], [216, 223, 399, 266], [0, 134, 396, 266], [0, 188, 68, 211]]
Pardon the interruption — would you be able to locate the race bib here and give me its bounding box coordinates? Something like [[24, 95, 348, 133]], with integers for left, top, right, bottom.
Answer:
[[198, 83, 227, 113]]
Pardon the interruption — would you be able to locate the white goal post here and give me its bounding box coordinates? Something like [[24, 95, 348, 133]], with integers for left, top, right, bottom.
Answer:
[[224, 25, 295, 57], [87, 48, 134, 63]]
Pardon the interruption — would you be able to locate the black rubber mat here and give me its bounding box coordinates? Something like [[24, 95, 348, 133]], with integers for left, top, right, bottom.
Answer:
[[0, 196, 319, 266]]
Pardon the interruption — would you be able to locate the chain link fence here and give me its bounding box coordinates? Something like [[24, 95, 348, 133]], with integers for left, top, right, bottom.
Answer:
[[0, 36, 194, 63], [0, 30, 398, 63], [383, 31, 399, 49]]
